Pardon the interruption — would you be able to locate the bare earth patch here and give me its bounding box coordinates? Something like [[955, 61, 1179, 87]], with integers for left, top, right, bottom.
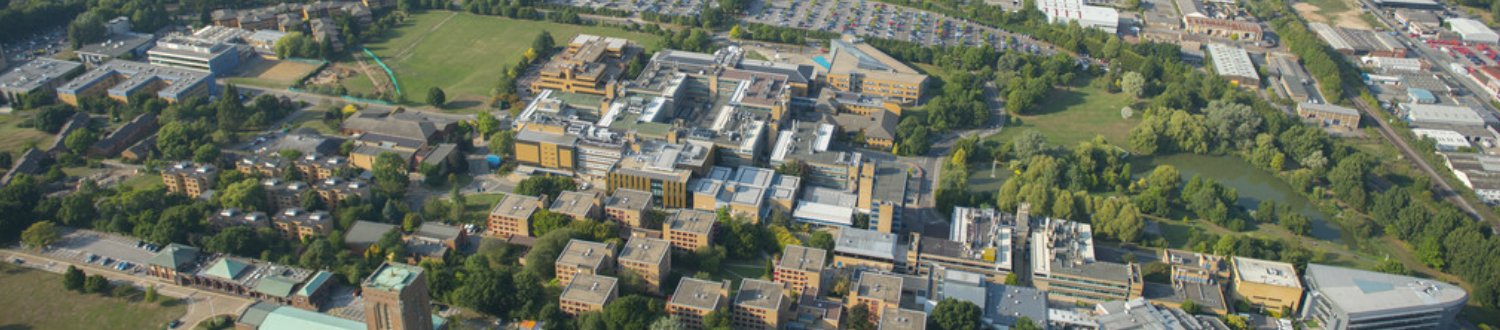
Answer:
[[1293, 1, 1371, 29]]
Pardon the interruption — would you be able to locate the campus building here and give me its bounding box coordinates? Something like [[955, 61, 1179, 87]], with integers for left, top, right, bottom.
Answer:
[[312, 178, 369, 210], [617, 237, 671, 294], [271, 208, 334, 241], [606, 140, 715, 208], [486, 193, 543, 237], [555, 239, 616, 287], [560, 274, 618, 316], [261, 178, 312, 212], [849, 272, 904, 324], [56, 60, 216, 105], [832, 227, 903, 271], [362, 262, 434, 330], [904, 207, 1018, 283], [1231, 256, 1304, 313], [733, 279, 790, 330], [1207, 43, 1260, 87], [1037, 0, 1120, 33], [687, 165, 800, 224], [236, 155, 289, 178], [1300, 264, 1467, 330], [147, 26, 246, 75], [74, 19, 156, 68], [878, 308, 927, 330], [603, 188, 653, 228], [1030, 208, 1144, 305], [667, 278, 732, 330], [530, 35, 638, 98], [161, 162, 219, 198], [0, 58, 83, 104], [822, 36, 928, 106], [514, 130, 579, 172], [549, 190, 601, 221], [294, 154, 351, 181], [774, 245, 828, 297], [184, 256, 328, 308], [664, 209, 718, 252], [87, 112, 158, 157]]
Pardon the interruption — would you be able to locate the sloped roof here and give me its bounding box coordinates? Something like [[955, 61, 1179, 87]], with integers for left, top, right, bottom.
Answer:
[[297, 271, 334, 297], [254, 275, 301, 298], [145, 243, 200, 269], [204, 258, 249, 280], [258, 305, 365, 330]]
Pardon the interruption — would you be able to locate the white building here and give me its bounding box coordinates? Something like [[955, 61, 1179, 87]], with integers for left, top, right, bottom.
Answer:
[[1412, 128, 1472, 151], [1449, 18, 1499, 44], [1037, 0, 1120, 34], [1207, 43, 1260, 86]]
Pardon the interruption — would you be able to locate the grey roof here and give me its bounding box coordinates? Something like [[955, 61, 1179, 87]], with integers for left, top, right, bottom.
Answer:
[[669, 277, 730, 311], [835, 227, 900, 261], [1144, 282, 1227, 312], [561, 273, 618, 305], [236, 301, 281, 328], [491, 193, 541, 220], [1302, 263, 1467, 314], [57, 60, 212, 100], [1404, 104, 1486, 126], [0, 58, 82, 94], [855, 272, 904, 303], [986, 285, 1049, 328], [345, 220, 396, 250], [516, 129, 579, 146], [75, 32, 156, 58], [666, 209, 716, 235], [734, 279, 786, 310], [416, 222, 462, 241], [145, 243, 200, 269], [1207, 44, 1257, 80], [1299, 102, 1360, 116], [557, 239, 613, 270], [618, 236, 670, 265], [778, 245, 828, 272], [877, 308, 927, 330], [341, 110, 460, 142], [421, 143, 458, 165], [604, 188, 652, 212]]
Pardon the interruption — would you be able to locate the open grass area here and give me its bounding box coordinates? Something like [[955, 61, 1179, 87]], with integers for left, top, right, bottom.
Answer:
[[347, 11, 664, 107], [0, 263, 186, 330], [985, 80, 1139, 147], [461, 193, 506, 225], [0, 113, 55, 155]]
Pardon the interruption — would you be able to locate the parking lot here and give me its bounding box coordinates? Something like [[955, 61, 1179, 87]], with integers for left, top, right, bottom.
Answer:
[[549, 0, 708, 17], [745, 0, 1056, 55], [3, 26, 67, 63], [38, 228, 159, 276]]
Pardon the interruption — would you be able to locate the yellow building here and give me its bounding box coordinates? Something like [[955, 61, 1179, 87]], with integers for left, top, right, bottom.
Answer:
[[161, 162, 219, 198], [878, 308, 927, 330], [486, 194, 543, 237], [556, 239, 615, 288], [733, 279, 789, 330], [550, 190, 601, 221], [822, 36, 927, 105], [1231, 256, 1304, 313], [774, 245, 827, 297], [603, 188, 653, 228], [271, 208, 333, 241], [687, 166, 799, 224], [514, 130, 578, 172], [665, 209, 717, 252], [848, 272, 903, 324], [560, 274, 618, 316], [530, 35, 636, 97], [667, 278, 731, 330], [617, 237, 671, 294]]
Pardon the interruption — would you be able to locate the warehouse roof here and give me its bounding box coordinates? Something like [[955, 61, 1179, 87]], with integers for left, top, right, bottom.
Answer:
[[1303, 263, 1467, 314], [1207, 43, 1258, 80]]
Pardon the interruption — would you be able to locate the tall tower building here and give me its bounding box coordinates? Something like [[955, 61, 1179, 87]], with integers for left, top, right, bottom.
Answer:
[[362, 262, 433, 330]]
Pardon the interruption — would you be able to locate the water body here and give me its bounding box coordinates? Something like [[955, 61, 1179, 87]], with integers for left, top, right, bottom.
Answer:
[[1132, 154, 1343, 242]]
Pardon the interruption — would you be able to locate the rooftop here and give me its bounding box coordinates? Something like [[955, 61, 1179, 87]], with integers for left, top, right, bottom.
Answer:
[[144, 243, 200, 270], [557, 239, 614, 270], [57, 60, 212, 99], [669, 277, 730, 311], [604, 188, 652, 212], [618, 236, 670, 265], [345, 220, 397, 250], [1299, 102, 1361, 116], [1403, 103, 1486, 126], [0, 58, 83, 93], [491, 193, 542, 220], [986, 285, 1049, 328], [1143, 281, 1228, 312], [666, 209, 717, 235], [734, 279, 786, 310], [550, 190, 598, 217], [879, 308, 926, 330], [826, 37, 926, 84], [855, 272, 904, 303], [75, 32, 155, 58], [561, 274, 618, 306], [363, 262, 424, 292], [1303, 263, 1467, 314], [1233, 256, 1301, 288], [835, 227, 900, 261], [1207, 43, 1258, 80], [778, 245, 828, 273]]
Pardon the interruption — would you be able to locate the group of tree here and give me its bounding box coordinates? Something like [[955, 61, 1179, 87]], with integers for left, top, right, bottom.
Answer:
[[66, 0, 170, 49], [273, 32, 328, 59], [0, 1, 85, 43], [62, 265, 113, 295], [514, 175, 577, 199]]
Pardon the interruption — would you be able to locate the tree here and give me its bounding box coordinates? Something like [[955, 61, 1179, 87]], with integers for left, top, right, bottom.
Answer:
[[600, 295, 665, 330], [1012, 317, 1043, 330], [64, 129, 98, 154], [145, 286, 159, 303], [515, 176, 576, 199], [427, 87, 447, 107], [204, 226, 264, 257], [531, 210, 573, 237], [488, 130, 516, 158], [929, 299, 982, 330], [64, 266, 85, 292], [729, 24, 744, 39], [808, 231, 835, 251], [302, 190, 327, 211], [1004, 273, 1020, 285], [218, 179, 268, 211], [524, 229, 578, 278], [848, 303, 874, 330], [21, 221, 59, 249], [373, 152, 410, 198], [1181, 299, 1201, 314], [649, 317, 685, 330], [84, 274, 110, 294], [1121, 71, 1146, 98]]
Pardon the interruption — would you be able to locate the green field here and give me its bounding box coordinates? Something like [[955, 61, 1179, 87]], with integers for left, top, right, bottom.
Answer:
[[0, 113, 55, 155], [986, 80, 1139, 147], [349, 11, 664, 107], [0, 264, 186, 330]]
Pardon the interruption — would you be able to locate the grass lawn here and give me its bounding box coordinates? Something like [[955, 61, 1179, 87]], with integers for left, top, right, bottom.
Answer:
[[289, 110, 338, 135], [349, 11, 664, 107], [0, 263, 186, 330], [225, 77, 294, 89], [716, 256, 771, 282], [460, 193, 505, 225], [985, 80, 1139, 147], [118, 173, 164, 191], [0, 113, 55, 155]]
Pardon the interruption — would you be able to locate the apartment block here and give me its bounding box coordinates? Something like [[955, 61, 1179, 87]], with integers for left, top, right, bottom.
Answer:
[[733, 279, 789, 330], [235, 155, 288, 177], [294, 154, 350, 181], [312, 178, 370, 210], [604, 188, 653, 228], [664, 209, 717, 252], [849, 272, 904, 324], [261, 178, 311, 212], [667, 278, 731, 330], [486, 194, 543, 237], [1231, 256, 1304, 313], [271, 208, 333, 241], [550, 190, 601, 221], [161, 162, 219, 198], [555, 239, 616, 288], [617, 237, 671, 294], [878, 308, 927, 330], [560, 274, 618, 316], [774, 245, 828, 297]]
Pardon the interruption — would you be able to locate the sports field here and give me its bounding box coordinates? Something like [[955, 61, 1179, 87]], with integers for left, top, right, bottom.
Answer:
[[0, 263, 187, 329], [347, 11, 664, 108]]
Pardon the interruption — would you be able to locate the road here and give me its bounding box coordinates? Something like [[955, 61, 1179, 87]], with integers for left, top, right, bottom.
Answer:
[[4, 248, 253, 328]]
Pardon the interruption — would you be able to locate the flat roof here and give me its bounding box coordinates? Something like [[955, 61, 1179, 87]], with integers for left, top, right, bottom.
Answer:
[[491, 193, 541, 219], [76, 32, 155, 57], [986, 285, 1049, 328], [835, 227, 900, 261], [557, 239, 613, 270], [1143, 282, 1227, 311], [604, 188, 652, 212], [561, 273, 618, 306], [1449, 18, 1498, 40], [363, 262, 424, 292], [1404, 103, 1486, 126], [855, 272, 904, 303], [550, 190, 598, 217], [666, 209, 717, 235], [0, 58, 82, 93], [734, 279, 786, 310], [1299, 102, 1361, 116], [57, 60, 212, 99], [1233, 256, 1302, 288], [1207, 43, 1258, 80], [1303, 263, 1467, 314], [618, 236, 670, 265], [669, 277, 730, 311], [878, 308, 927, 330], [778, 245, 828, 272], [345, 220, 396, 249]]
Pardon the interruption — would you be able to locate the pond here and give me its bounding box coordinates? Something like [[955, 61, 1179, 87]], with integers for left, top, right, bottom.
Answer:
[[1132, 154, 1344, 242]]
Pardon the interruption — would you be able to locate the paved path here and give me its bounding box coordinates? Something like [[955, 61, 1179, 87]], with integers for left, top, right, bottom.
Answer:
[[3, 249, 254, 328]]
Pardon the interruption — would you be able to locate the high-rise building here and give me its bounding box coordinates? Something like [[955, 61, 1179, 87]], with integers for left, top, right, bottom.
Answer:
[[362, 262, 433, 330]]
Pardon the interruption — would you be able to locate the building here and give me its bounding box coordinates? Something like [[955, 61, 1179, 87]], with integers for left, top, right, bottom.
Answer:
[[185, 256, 320, 307], [984, 284, 1049, 330], [147, 27, 246, 75], [1207, 44, 1259, 87], [236, 155, 289, 177], [1300, 264, 1467, 330], [822, 36, 928, 105], [344, 220, 397, 252], [688, 166, 800, 224], [1309, 23, 1407, 56], [145, 243, 201, 281], [603, 188, 653, 227], [790, 293, 846, 330], [906, 207, 1018, 283], [833, 227, 902, 271], [555, 239, 615, 287], [313, 178, 370, 210], [1361, 56, 1426, 73], [1037, 0, 1120, 33], [1270, 53, 1317, 103], [514, 130, 579, 172], [1231, 256, 1303, 313], [606, 140, 715, 208], [1394, 9, 1443, 35], [668, 277, 732, 330], [734, 279, 790, 330], [1449, 18, 1499, 44], [771, 119, 867, 191], [664, 209, 717, 252], [849, 272, 904, 323], [362, 262, 434, 330], [294, 154, 351, 181], [161, 162, 219, 198], [487, 193, 543, 237], [88, 112, 158, 157], [271, 208, 333, 241], [831, 110, 898, 150], [531, 35, 637, 97], [1183, 15, 1263, 41], [1440, 153, 1500, 203], [1371, 0, 1443, 9], [560, 274, 618, 316], [1402, 103, 1487, 128], [341, 109, 462, 168], [0, 58, 83, 104], [878, 308, 926, 330], [860, 160, 910, 233], [1031, 210, 1144, 305], [549, 190, 601, 221], [1414, 128, 1472, 151], [1095, 298, 1232, 330], [74, 30, 156, 68], [262, 179, 311, 212], [1297, 102, 1361, 131], [617, 236, 671, 294], [774, 245, 828, 296], [1408, 88, 1438, 104], [207, 208, 269, 229], [56, 60, 216, 105], [1144, 279, 1229, 315]]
